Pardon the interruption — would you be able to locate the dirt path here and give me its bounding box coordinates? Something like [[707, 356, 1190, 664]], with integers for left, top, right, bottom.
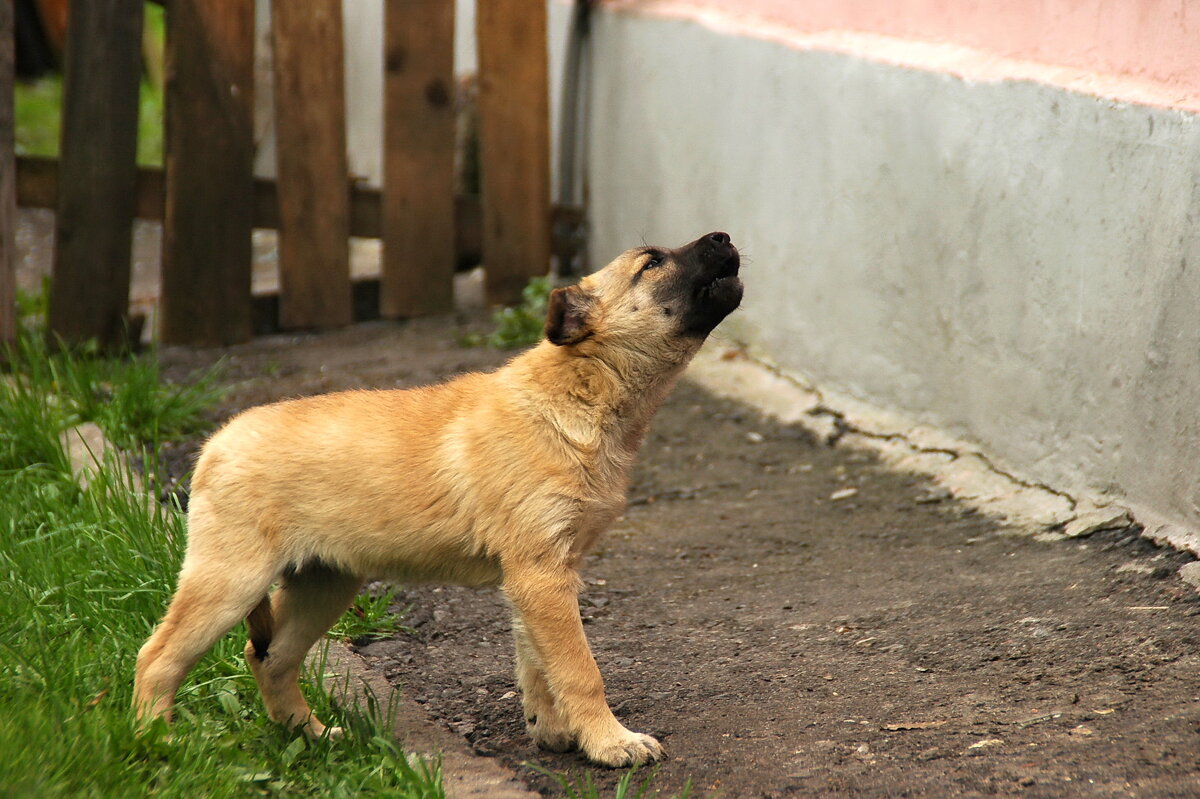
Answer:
[[164, 319, 1200, 797]]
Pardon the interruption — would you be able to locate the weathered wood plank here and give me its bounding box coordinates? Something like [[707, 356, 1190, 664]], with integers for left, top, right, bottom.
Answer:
[[0, 0, 15, 349], [271, 0, 352, 329], [160, 0, 255, 346], [381, 0, 456, 317], [49, 0, 143, 348], [476, 0, 552, 305]]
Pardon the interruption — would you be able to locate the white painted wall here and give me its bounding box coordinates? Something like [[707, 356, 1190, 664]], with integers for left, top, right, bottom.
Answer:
[[584, 9, 1200, 542]]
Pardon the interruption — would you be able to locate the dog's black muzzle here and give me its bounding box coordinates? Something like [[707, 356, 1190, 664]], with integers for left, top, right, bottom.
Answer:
[[670, 231, 743, 336]]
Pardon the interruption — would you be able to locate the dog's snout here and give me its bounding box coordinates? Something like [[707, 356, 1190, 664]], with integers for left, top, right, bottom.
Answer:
[[675, 230, 740, 274]]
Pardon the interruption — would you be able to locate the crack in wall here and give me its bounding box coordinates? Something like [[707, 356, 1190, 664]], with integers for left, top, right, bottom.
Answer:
[[686, 342, 1164, 545], [743, 353, 1080, 513]]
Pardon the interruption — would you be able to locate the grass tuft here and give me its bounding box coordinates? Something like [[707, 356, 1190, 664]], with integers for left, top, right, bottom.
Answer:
[[329, 585, 412, 644]]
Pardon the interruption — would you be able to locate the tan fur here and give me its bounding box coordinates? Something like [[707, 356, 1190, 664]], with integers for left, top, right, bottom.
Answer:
[[133, 234, 742, 767]]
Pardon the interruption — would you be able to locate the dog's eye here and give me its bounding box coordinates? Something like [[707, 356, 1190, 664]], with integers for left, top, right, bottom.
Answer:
[[643, 253, 664, 270]]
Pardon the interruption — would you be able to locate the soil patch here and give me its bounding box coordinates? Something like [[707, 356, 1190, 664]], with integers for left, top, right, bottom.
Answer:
[[163, 318, 1200, 797]]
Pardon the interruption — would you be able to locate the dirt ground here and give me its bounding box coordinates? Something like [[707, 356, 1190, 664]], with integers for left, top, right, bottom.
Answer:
[[160, 316, 1200, 798]]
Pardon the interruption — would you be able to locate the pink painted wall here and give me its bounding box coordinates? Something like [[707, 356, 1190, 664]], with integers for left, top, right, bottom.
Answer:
[[607, 0, 1200, 110]]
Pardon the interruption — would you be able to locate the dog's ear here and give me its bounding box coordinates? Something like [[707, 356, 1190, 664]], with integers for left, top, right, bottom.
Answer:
[[545, 285, 594, 346]]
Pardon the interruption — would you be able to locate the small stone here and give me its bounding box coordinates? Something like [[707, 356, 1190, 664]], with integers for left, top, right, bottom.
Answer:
[[830, 487, 859, 501], [1178, 562, 1200, 590], [915, 488, 952, 505], [745, 431, 766, 444], [1116, 561, 1156, 576], [1062, 507, 1131, 538], [60, 422, 143, 491]]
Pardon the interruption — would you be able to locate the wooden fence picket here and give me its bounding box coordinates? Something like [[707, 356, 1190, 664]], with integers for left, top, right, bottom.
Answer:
[[476, 0, 552, 305], [49, 0, 143, 349], [160, 0, 255, 346], [271, 0, 353, 330], [381, 0, 457, 318]]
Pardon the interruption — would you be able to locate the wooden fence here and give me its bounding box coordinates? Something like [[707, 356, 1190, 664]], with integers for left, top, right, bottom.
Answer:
[[0, 0, 569, 349]]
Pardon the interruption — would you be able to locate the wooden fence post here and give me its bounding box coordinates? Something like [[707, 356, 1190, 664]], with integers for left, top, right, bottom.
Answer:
[[381, 0, 456, 318], [271, 0, 352, 329], [160, 0, 255, 346], [476, 0, 551, 305], [0, 0, 15, 349], [49, 0, 143, 349]]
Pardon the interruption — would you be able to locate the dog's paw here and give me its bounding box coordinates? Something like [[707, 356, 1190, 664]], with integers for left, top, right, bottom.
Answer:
[[582, 729, 665, 768], [298, 717, 343, 740], [527, 715, 575, 753]]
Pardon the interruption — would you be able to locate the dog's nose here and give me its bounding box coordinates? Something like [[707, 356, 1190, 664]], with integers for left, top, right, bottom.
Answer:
[[707, 232, 731, 245]]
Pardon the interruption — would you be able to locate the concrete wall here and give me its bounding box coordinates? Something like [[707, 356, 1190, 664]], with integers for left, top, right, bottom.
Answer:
[[584, 4, 1200, 542]]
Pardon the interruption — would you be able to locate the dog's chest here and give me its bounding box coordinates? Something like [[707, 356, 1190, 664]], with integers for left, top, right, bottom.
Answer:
[[567, 497, 626, 562]]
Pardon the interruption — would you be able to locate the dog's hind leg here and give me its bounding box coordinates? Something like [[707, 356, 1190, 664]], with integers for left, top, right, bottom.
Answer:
[[134, 558, 278, 725], [244, 561, 362, 738], [512, 612, 575, 752]]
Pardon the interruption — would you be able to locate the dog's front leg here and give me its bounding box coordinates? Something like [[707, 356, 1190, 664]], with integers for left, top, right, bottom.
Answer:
[[503, 563, 664, 767], [512, 613, 575, 752]]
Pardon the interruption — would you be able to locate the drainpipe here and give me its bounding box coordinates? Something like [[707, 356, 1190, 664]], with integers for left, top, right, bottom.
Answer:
[[554, 0, 593, 276]]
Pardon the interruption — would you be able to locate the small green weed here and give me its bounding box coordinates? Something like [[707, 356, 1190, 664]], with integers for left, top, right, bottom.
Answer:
[[463, 275, 552, 349], [528, 763, 692, 799], [329, 585, 411, 643], [16, 281, 50, 322]]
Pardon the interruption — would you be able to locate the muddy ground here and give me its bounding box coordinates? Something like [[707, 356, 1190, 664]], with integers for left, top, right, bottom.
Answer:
[[160, 317, 1200, 798]]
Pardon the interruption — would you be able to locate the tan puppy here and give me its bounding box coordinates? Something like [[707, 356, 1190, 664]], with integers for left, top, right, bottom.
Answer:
[[133, 232, 743, 767]]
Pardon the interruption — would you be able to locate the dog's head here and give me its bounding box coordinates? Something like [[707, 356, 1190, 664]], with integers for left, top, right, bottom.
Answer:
[[545, 232, 742, 360]]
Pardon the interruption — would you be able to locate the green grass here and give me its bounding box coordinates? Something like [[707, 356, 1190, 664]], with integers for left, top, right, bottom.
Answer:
[[15, 75, 165, 167], [0, 324, 442, 797], [5, 334, 224, 454], [329, 585, 410, 644], [463, 276, 552, 349], [15, 3, 166, 166]]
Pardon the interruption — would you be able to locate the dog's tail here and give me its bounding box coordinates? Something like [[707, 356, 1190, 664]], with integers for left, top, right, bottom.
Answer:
[[246, 595, 274, 660]]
